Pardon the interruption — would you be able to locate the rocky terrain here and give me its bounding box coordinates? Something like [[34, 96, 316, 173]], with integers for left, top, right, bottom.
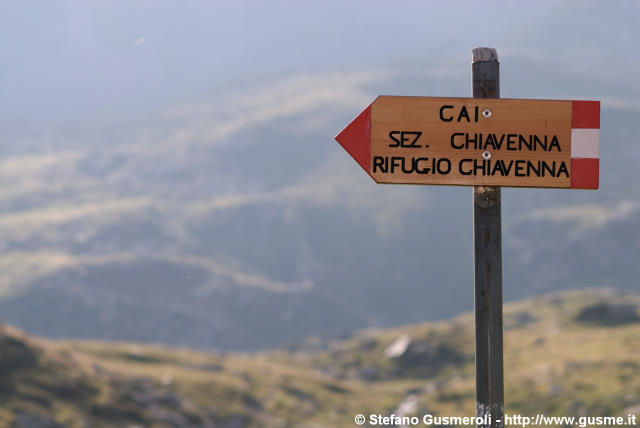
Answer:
[[2, 290, 640, 427]]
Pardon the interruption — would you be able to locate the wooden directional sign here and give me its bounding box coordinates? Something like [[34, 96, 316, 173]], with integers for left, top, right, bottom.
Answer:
[[335, 96, 600, 189]]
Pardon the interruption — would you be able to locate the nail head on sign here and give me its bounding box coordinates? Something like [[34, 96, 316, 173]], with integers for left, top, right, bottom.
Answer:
[[482, 151, 491, 160], [482, 108, 492, 118]]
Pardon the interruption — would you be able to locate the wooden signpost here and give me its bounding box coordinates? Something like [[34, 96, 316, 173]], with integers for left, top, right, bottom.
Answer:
[[471, 48, 503, 428], [336, 96, 600, 188], [335, 48, 600, 428]]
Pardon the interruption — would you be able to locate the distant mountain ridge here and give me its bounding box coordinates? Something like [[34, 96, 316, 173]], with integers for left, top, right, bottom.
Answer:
[[0, 59, 639, 350]]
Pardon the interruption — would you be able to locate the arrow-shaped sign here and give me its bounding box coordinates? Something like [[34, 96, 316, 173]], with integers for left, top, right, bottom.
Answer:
[[336, 96, 599, 189]]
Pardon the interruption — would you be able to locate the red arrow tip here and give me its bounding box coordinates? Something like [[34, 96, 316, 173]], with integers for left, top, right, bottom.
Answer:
[[335, 104, 371, 174]]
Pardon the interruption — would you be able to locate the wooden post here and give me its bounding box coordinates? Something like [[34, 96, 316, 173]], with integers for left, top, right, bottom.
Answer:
[[472, 47, 504, 428]]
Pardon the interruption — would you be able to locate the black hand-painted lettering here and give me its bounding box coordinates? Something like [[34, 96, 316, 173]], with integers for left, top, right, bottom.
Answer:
[[389, 131, 422, 148], [388, 131, 401, 147], [439, 105, 454, 122], [457, 106, 470, 122]]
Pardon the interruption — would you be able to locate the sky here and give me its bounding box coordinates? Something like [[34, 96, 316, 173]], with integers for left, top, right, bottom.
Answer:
[[0, 1, 638, 128]]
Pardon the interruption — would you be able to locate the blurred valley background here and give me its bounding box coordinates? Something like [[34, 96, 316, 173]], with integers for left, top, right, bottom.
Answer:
[[0, 0, 638, 354]]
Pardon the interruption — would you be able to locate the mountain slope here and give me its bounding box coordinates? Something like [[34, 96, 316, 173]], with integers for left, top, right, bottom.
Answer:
[[2, 289, 640, 427], [1, 60, 640, 350]]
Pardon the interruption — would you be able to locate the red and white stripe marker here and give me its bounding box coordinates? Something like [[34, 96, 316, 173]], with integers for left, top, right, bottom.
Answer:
[[570, 101, 600, 189]]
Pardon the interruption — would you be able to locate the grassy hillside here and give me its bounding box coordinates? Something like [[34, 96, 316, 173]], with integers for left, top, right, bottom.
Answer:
[[2, 289, 640, 427]]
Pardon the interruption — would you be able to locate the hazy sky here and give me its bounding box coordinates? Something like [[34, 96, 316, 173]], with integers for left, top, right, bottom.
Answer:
[[0, 1, 638, 126]]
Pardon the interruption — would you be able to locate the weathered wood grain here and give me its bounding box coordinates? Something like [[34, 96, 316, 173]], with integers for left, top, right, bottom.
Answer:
[[472, 47, 504, 428]]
